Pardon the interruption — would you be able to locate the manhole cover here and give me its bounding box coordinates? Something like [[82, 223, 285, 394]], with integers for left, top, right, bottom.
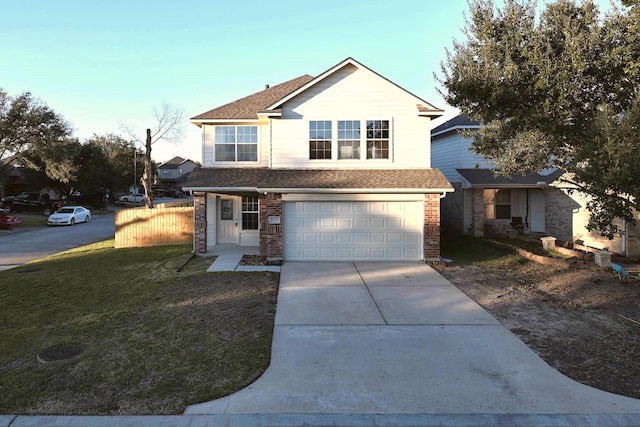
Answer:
[[37, 344, 83, 363]]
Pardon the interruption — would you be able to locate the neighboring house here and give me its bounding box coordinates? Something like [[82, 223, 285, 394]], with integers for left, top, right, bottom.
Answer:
[[183, 57, 453, 262], [431, 115, 640, 257], [156, 157, 198, 190]]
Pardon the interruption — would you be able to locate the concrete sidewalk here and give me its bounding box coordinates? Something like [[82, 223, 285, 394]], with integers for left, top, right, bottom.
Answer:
[[185, 262, 640, 420]]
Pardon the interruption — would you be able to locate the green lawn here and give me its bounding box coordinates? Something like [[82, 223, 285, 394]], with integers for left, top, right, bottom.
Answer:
[[440, 232, 525, 266], [0, 240, 279, 415]]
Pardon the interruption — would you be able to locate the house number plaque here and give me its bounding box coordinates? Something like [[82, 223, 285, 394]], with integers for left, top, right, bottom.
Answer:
[[268, 216, 281, 225]]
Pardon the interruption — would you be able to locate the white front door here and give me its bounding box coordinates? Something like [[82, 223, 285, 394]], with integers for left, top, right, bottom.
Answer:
[[217, 196, 239, 244], [530, 190, 546, 233]]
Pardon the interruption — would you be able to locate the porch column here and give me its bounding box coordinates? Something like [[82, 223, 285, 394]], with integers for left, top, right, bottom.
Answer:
[[471, 188, 485, 238], [260, 192, 283, 261], [193, 192, 207, 253], [424, 193, 441, 260]]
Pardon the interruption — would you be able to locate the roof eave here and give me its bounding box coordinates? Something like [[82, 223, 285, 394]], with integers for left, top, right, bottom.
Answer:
[[431, 125, 481, 138], [183, 186, 258, 192], [257, 187, 454, 194], [418, 109, 445, 118], [190, 118, 260, 126], [257, 111, 281, 117], [468, 183, 551, 189]]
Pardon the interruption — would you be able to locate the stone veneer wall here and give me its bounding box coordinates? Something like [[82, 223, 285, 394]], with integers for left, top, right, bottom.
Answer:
[[424, 193, 441, 260], [259, 193, 283, 260], [471, 188, 485, 238], [193, 192, 207, 253]]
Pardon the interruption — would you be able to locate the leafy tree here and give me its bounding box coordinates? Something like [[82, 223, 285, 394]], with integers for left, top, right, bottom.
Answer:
[[438, 0, 640, 238], [0, 90, 73, 194], [86, 133, 144, 194]]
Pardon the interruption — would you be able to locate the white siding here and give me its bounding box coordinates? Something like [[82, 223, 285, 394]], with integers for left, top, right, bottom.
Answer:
[[270, 64, 432, 169], [431, 133, 490, 183]]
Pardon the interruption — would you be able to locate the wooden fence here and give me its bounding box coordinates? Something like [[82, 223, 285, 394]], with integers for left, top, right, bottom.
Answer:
[[115, 200, 194, 248]]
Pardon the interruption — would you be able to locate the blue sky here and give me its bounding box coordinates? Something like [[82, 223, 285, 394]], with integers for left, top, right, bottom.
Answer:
[[1, 0, 613, 162]]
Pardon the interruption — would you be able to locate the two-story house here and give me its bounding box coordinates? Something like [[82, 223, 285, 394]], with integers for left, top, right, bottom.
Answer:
[[431, 115, 640, 258], [183, 58, 453, 262], [156, 157, 198, 191]]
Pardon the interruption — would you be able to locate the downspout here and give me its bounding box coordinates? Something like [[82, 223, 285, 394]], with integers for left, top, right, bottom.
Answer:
[[525, 189, 530, 231]]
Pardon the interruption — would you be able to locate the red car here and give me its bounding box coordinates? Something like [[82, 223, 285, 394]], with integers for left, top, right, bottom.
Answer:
[[0, 209, 20, 228]]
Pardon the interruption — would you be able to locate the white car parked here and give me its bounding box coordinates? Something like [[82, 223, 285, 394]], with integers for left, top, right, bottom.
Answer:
[[47, 206, 91, 226], [117, 193, 146, 204]]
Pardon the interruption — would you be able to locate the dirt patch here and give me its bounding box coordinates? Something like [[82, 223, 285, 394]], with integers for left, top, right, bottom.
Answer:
[[433, 261, 640, 399]]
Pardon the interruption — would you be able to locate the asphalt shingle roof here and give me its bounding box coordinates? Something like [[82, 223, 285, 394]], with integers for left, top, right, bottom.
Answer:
[[431, 115, 480, 135], [184, 168, 453, 191], [191, 75, 315, 121], [456, 168, 563, 187]]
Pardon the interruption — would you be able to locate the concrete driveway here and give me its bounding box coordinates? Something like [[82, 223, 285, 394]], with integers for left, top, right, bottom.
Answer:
[[185, 262, 640, 420]]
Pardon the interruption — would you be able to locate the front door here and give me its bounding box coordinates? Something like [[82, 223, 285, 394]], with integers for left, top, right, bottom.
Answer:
[[530, 190, 546, 233], [217, 197, 239, 244]]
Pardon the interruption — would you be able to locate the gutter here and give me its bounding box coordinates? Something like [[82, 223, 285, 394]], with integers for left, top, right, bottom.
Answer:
[[257, 187, 455, 194]]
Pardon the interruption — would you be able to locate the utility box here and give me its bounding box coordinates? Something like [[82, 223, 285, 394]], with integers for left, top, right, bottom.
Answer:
[[595, 250, 612, 268], [540, 236, 557, 251]]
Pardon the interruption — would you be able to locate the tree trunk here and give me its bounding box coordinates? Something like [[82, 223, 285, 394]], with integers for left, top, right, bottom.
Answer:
[[143, 128, 154, 208]]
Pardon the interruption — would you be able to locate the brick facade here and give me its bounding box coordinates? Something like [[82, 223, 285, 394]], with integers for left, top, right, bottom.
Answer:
[[259, 193, 283, 260], [193, 192, 207, 253], [440, 182, 465, 233], [423, 193, 441, 260]]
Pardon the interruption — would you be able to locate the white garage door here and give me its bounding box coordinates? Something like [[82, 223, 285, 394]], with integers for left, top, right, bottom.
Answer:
[[284, 201, 423, 261]]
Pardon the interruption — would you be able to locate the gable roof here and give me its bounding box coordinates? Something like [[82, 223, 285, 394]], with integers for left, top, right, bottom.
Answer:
[[431, 115, 480, 138], [184, 168, 453, 193], [158, 156, 186, 169], [264, 57, 443, 118], [191, 75, 315, 124], [191, 58, 443, 124], [456, 168, 563, 188]]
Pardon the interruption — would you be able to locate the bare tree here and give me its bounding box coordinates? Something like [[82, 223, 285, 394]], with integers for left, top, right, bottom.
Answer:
[[123, 103, 185, 208]]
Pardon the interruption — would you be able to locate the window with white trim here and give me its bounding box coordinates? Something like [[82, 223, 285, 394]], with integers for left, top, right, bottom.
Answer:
[[241, 196, 259, 230], [338, 120, 360, 160], [309, 120, 332, 159], [366, 120, 389, 159], [215, 126, 258, 161]]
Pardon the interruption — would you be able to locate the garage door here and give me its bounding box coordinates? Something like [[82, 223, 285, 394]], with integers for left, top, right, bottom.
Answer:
[[283, 201, 423, 261]]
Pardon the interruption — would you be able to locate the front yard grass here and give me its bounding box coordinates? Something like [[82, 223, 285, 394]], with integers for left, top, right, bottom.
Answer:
[[0, 240, 279, 415]]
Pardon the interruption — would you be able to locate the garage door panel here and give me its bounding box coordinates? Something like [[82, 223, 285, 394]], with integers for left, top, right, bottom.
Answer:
[[388, 233, 402, 243], [320, 218, 334, 227], [320, 233, 335, 243], [303, 233, 318, 243], [337, 233, 352, 243], [284, 201, 423, 261]]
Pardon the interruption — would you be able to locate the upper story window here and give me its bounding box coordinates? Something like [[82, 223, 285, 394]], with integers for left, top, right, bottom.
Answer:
[[215, 126, 258, 162], [161, 169, 169, 176], [338, 120, 361, 160], [309, 120, 332, 160], [366, 120, 389, 159], [308, 119, 390, 160]]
